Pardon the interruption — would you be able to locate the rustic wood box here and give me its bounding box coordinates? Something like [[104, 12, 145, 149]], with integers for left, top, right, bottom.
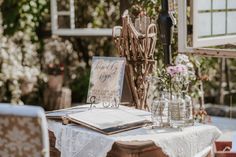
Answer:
[[214, 141, 236, 157]]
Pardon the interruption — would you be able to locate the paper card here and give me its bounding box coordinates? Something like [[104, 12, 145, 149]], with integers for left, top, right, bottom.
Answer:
[[87, 57, 126, 104], [232, 134, 236, 151]]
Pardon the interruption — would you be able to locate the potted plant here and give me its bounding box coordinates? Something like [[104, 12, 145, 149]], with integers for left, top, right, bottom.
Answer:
[[42, 36, 85, 110], [46, 63, 64, 91]]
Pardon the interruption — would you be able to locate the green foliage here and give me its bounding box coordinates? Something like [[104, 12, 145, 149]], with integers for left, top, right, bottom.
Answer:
[[0, 0, 49, 104], [71, 70, 90, 103], [130, 0, 160, 16], [1, 0, 49, 41]]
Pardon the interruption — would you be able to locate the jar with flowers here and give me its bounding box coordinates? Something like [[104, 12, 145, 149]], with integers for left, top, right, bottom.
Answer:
[[166, 54, 196, 128]]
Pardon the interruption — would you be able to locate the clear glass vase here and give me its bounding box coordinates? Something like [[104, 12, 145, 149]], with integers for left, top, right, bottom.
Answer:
[[170, 93, 186, 128], [183, 93, 194, 126], [150, 92, 170, 127]]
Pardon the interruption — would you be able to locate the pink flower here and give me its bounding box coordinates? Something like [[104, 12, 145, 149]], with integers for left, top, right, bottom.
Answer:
[[166, 64, 188, 77], [166, 66, 176, 76], [175, 64, 188, 74]]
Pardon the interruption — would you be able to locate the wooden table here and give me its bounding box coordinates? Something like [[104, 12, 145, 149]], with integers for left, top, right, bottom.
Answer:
[[47, 104, 221, 157]]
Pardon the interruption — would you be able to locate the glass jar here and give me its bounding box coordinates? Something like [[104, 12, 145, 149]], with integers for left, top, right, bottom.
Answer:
[[150, 92, 170, 127], [183, 94, 194, 126], [170, 93, 186, 128]]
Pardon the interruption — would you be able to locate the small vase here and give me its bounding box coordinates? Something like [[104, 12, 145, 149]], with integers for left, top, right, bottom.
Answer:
[[170, 93, 186, 128], [150, 92, 170, 127], [183, 93, 194, 126]]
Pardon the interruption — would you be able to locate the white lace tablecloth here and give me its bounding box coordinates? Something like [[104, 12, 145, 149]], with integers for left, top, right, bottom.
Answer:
[[48, 119, 221, 157]]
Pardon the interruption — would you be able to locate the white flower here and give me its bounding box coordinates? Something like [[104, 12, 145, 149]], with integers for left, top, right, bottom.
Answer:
[[0, 11, 41, 103], [175, 54, 190, 65]]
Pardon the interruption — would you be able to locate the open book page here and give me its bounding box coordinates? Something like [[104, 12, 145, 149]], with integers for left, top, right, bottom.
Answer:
[[46, 104, 151, 134], [68, 108, 148, 132], [46, 105, 91, 119], [68, 108, 149, 131], [46, 104, 151, 119]]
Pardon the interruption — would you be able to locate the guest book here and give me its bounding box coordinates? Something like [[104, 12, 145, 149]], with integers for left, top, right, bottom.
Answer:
[[46, 104, 150, 135]]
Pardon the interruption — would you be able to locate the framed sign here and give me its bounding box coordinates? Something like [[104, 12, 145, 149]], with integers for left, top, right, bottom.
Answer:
[[87, 57, 126, 104]]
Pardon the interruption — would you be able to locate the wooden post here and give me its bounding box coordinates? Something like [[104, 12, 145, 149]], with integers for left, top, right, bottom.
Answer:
[[219, 58, 226, 105]]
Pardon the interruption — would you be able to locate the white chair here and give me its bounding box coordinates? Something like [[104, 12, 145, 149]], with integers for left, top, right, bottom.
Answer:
[[0, 104, 49, 157]]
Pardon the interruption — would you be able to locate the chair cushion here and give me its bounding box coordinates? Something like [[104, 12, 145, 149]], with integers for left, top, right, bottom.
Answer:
[[0, 115, 44, 157]]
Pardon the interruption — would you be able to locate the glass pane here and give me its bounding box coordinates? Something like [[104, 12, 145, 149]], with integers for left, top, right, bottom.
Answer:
[[58, 16, 70, 28], [227, 12, 236, 33], [213, 0, 226, 10], [198, 0, 211, 11], [228, 0, 236, 9], [57, 0, 70, 11], [198, 13, 211, 37], [212, 12, 226, 35]]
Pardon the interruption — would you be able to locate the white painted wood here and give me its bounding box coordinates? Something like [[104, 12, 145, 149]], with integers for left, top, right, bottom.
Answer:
[[50, 0, 112, 36], [193, 0, 200, 48], [57, 11, 70, 16], [50, 0, 58, 32], [190, 0, 193, 25], [193, 35, 236, 48], [177, 0, 188, 53], [69, 0, 75, 29], [53, 28, 113, 36], [193, 0, 236, 48]]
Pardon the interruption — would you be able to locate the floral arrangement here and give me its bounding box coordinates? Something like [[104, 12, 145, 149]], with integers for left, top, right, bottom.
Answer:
[[166, 54, 196, 93], [42, 36, 86, 86], [151, 54, 208, 122], [0, 11, 43, 104], [165, 54, 209, 123], [155, 54, 196, 94], [194, 108, 208, 123], [166, 64, 188, 77]]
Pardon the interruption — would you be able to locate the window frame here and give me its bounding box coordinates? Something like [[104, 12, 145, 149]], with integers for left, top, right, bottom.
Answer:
[[177, 0, 236, 58], [192, 0, 236, 48], [50, 0, 112, 36]]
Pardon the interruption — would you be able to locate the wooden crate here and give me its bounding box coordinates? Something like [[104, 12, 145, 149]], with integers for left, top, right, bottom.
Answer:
[[214, 141, 236, 157]]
